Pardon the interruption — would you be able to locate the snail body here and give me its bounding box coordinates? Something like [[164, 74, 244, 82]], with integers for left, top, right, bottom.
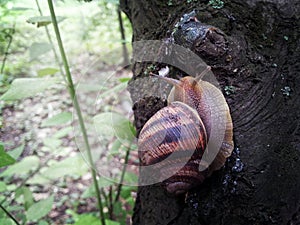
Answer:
[[138, 73, 234, 195]]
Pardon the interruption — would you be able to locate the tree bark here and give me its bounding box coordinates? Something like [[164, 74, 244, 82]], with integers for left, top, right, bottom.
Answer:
[[120, 0, 300, 224]]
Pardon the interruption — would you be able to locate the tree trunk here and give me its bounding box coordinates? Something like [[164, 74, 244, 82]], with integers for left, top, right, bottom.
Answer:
[[120, 0, 300, 224]]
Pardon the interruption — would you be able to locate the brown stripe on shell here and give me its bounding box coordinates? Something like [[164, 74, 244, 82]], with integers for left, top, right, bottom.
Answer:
[[161, 161, 209, 195], [139, 122, 205, 163], [138, 102, 207, 167]]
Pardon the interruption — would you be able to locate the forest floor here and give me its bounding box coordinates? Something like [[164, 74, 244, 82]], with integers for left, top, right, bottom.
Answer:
[[0, 52, 134, 224]]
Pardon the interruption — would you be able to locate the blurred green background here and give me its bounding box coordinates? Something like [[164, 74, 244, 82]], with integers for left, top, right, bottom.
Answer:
[[0, 1, 136, 225]]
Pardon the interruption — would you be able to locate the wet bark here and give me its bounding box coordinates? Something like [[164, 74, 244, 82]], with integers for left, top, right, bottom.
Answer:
[[120, 0, 300, 224]]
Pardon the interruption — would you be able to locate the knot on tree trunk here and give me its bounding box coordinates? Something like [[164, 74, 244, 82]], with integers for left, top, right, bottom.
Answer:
[[171, 11, 245, 76]]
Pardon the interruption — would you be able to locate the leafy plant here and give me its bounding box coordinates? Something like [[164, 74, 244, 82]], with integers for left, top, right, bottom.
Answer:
[[0, 144, 15, 168], [208, 0, 224, 9], [0, 1, 135, 224]]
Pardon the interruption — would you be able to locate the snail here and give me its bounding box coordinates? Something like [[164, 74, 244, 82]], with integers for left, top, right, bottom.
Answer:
[[138, 67, 234, 195]]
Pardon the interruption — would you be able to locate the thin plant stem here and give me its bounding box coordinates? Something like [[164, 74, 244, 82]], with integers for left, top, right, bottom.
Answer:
[[115, 143, 131, 203], [47, 1, 106, 224], [117, 5, 129, 66], [1, 22, 15, 74], [100, 188, 109, 209], [0, 204, 20, 225], [34, 0, 67, 83], [108, 186, 113, 219]]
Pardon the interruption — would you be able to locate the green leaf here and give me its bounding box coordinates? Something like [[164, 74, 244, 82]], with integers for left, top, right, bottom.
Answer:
[[11, 7, 32, 11], [26, 16, 66, 28], [41, 155, 88, 179], [8, 144, 25, 160], [37, 68, 59, 77], [113, 201, 123, 216], [26, 196, 54, 221], [29, 42, 52, 61], [74, 214, 101, 225], [93, 112, 136, 142], [38, 220, 49, 225], [6, 184, 17, 191], [98, 82, 127, 98], [0, 78, 60, 101], [118, 77, 130, 83], [21, 187, 34, 210], [108, 139, 122, 156], [74, 215, 120, 225], [125, 196, 135, 208], [41, 112, 72, 127], [0, 145, 16, 167], [105, 0, 119, 5], [66, 209, 79, 220], [53, 127, 72, 138], [120, 186, 134, 199], [26, 174, 51, 185], [0, 218, 14, 225], [111, 202, 126, 224], [0, 156, 39, 177], [82, 177, 114, 198], [43, 138, 62, 149], [105, 219, 120, 225], [0, 181, 7, 192], [124, 172, 138, 184]]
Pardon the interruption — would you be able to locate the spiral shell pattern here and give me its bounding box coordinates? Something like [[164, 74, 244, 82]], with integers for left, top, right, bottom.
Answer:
[[138, 101, 207, 194], [138, 75, 234, 195]]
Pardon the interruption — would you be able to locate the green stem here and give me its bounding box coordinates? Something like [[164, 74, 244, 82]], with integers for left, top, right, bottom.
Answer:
[[34, 0, 66, 83], [114, 143, 131, 203], [0, 204, 20, 225], [108, 186, 113, 219], [47, 1, 105, 224], [117, 5, 129, 66], [1, 22, 15, 74], [100, 188, 109, 208]]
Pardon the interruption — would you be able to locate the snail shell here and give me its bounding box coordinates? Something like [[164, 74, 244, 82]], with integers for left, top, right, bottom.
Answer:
[[138, 74, 234, 195]]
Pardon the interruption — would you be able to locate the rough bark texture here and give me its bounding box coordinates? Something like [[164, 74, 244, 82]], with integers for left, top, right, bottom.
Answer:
[[120, 0, 300, 224]]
